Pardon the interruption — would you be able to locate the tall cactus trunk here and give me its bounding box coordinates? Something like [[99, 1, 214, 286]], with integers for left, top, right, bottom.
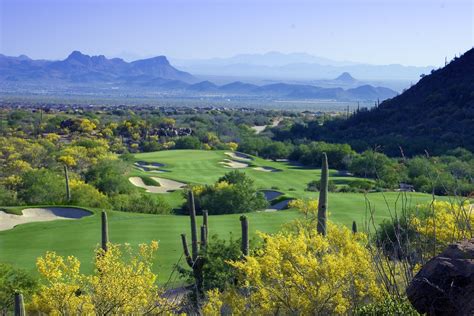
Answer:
[[181, 190, 206, 308], [64, 165, 71, 202], [101, 211, 109, 252], [14, 292, 25, 316], [188, 191, 199, 262], [240, 215, 249, 256], [203, 210, 208, 241], [317, 153, 328, 236]]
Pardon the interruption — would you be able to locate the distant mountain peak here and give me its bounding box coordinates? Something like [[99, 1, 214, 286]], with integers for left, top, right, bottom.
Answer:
[[144, 56, 170, 65], [335, 72, 356, 82], [65, 50, 91, 63]]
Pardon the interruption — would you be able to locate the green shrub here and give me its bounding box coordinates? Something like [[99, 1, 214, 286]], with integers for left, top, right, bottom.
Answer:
[[190, 170, 268, 215], [0, 264, 38, 314], [140, 176, 160, 186], [174, 136, 202, 149], [18, 169, 65, 205], [355, 297, 419, 315], [110, 193, 171, 214], [85, 159, 134, 196], [306, 179, 337, 192], [69, 181, 110, 208], [0, 185, 19, 206]]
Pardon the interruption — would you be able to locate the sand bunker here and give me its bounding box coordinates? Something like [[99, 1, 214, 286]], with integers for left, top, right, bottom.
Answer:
[[219, 159, 249, 169], [224, 152, 252, 161], [134, 161, 166, 173], [0, 207, 92, 231], [253, 166, 281, 172], [264, 199, 293, 212], [129, 176, 186, 193]]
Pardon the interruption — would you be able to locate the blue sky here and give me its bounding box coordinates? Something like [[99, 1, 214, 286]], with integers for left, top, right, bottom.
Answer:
[[0, 0, 472, 66]]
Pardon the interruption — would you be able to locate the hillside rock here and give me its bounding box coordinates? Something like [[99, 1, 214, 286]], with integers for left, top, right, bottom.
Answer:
[[406, 238, 474, 315]]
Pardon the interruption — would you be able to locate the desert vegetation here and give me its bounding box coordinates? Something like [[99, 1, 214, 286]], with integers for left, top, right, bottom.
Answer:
[[0, 100, 472, 314]]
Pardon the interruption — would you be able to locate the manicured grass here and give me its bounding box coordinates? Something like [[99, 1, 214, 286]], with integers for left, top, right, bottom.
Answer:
[[0, 207, 300, 285], [0, 150, 444, 285], [140, 175, 161, 186]]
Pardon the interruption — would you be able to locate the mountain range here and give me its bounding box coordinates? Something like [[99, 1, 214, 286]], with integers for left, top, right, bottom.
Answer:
[[0, 51, 197, 83], [0, 51, 398, 101], [171, 51, 434, 81]]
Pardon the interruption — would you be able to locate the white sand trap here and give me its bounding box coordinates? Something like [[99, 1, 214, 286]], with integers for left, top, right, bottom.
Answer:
[[219, 159, 249, 169], [253, 166, 281, 172], [0, 207, 92, 231], [129, 177, 186, 193], [134, 161, 166, 172], [224, 152, 252, 161]]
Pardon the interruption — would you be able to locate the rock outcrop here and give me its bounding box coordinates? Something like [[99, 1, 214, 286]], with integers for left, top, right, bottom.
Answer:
[[406, 238, 474, 315]]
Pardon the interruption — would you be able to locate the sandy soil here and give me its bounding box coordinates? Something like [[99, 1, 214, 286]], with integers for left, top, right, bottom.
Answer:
[[0, 207, 92, 231], [224, 152, 252, 161], [251, 117, 282, 134], [219, 159, 249, 169], [134, 161, 166, 173], [129, 176, 186, 193], [253, 166, 280, 172]]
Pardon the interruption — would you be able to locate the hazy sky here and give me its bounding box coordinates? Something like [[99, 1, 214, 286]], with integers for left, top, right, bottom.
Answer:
[[0, 0, 472, 66]]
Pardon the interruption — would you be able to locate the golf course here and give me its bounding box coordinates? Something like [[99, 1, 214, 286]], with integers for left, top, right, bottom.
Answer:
[[0, 150, 442, 284]]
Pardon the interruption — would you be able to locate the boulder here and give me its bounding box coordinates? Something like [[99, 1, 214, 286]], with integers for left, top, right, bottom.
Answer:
[[406, 238, 474, 315]]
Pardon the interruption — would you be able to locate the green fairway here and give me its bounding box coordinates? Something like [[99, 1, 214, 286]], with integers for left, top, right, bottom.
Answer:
[[0, 150, 443, 285]]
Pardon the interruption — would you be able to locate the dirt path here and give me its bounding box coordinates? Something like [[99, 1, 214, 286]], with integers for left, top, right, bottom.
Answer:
[[251, 117, 282, 134]]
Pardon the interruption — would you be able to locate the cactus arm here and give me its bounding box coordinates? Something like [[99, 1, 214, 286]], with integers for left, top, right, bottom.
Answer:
[[203, 210, 208, 240], [181, 233, 194, 267], [200, 226, 207, 250], [317, 152, 328, 236]]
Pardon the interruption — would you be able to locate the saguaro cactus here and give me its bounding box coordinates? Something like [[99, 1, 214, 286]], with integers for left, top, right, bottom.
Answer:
[[181, 190, 207, 300], [64, 165, 71, 202], [101, 211, 109, 252], [352, 220, 358, 234], [317, 152, 328, 236], [14, 292, 25, 316], [240, 215, 249, 256]]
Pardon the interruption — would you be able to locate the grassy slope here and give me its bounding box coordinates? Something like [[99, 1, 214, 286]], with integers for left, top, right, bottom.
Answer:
[[0, 150, 441, 284]]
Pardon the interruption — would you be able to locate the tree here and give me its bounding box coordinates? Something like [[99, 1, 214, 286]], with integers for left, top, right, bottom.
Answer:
[[18, 169, 65, 205], [195, 171, 268, 214], [85, 159, 133, 196], [174, 136, 202, 149]]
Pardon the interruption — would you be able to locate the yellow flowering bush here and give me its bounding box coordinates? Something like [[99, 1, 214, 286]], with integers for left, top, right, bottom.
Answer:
[[411, 200, 473, 252], [226, 142, 238, 151], [29, 242, 175, 315], [204, 223, 382, 315]]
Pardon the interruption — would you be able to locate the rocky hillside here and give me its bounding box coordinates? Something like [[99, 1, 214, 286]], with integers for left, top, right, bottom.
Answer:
[[318, 48, 474, 155]]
